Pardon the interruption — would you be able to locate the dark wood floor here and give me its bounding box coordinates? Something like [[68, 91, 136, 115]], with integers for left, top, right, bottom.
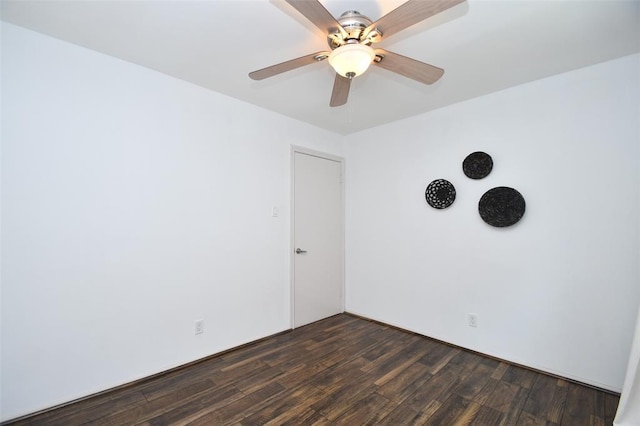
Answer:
[[8, 314, 619, 425]]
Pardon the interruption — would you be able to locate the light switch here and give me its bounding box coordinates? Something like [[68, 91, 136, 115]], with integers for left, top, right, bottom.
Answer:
[[271, 206, 279, 217]]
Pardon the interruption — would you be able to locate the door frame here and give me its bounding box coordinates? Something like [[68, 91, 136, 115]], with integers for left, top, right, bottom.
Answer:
[[290, 145, 345, 329]]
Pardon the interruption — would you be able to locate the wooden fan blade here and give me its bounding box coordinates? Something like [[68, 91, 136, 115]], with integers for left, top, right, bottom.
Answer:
[[373, 49, 444, 84], [285, 0, 347, 38], [249, 52, 330, 80], [365, 0, 465, 41], [330, 74, 351, 107]]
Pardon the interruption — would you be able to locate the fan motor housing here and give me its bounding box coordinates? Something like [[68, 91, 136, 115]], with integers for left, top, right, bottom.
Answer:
[[327, 10, 381, 49]]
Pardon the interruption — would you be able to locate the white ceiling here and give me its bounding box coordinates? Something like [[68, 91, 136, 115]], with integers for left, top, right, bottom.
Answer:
[[2, 0, 639, 135]]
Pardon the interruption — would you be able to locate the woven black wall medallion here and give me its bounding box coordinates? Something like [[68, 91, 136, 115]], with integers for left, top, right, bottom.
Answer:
[[425, 179, 456, 209], [478, 186, 526, 227], [463, 152, 493, 179]]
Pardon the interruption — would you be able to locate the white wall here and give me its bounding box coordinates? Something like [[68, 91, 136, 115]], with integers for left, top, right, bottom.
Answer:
[[0, 23, 343, 421], [3, 19, 639, 422], [345, 53, 640, 392]]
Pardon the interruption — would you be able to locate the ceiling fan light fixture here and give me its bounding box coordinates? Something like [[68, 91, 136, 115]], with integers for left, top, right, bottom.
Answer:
[[328, 43, 375, 79]]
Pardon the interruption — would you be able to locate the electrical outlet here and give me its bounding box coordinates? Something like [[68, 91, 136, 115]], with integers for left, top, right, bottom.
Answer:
[[468, 313, 478, 328], [195, 319, 204, 335]]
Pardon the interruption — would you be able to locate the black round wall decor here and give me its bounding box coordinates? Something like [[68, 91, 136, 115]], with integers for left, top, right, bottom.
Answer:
[[478, 186, 525, 227], [463, 151, 493, 179], [425, 179, 456, 209]]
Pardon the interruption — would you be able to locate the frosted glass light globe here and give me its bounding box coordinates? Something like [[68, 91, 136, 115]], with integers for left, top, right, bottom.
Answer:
[[328, 44, 375, 78]]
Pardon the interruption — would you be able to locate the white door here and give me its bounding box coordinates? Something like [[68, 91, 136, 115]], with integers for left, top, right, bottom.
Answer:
[[292, 149, 344, 328]]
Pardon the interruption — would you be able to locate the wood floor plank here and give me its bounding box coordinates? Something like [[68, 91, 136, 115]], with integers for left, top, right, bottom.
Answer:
[[547, 379, 570, 424], [454, 361, 495, 400], [419, 343, 462, 374], [502, 363, 537, 389], [231, 364, 285, 393], [423, 395, 476, 425], [133, 356, 226, 400], [500, 386, 532, 426], [472, 377, 500, 405], [561, 382, 596, 425], [254, 384, 326, 425], [379, 398, 443, 425], [187, 383, 286, 426], [604, 392, 619, 425], [359, 334, 415, 371], [37, 389, 147, 426], [404, 362, 465, 412], [522, 373, 560, 421], [517, 410, 553, 425], [6, 379, 146, 425], [591, 414, 606, 426], [318, 335, 379, 368], [485, 380, 523, 413], [7, 314, 619, 426], [364, 340, 429, 385], [470, 405, 505, 425], [478, 355, 501, 370], [451, 399, 483, 425], [310, 356, 370, 391], [211, 359, 271, 387], [491, 361, 510, 380], [374, 345, 431, 386], [96, 379, 217, 425], [333, 391, 395, 425], [449, 349, 483, 379], [185, 381, 286, 425], [275, 362, 330, 390], [218, 344, 291, 373], [139, 367, 217, 402], [311, 376, 378, 421], [376, 361, 432, 403], [416, 399, 444, 422], [302, 332, 349, 355], [142, 383, 243, 425], [280, 407, 331, 425], [219, 333, 293, 365]]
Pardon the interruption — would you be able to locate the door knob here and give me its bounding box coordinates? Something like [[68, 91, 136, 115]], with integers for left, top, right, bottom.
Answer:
[[295, 248, 308, 254]]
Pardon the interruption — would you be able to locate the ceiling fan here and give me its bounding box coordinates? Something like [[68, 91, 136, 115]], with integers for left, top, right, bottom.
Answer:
[[249, 0, 465, 107]]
